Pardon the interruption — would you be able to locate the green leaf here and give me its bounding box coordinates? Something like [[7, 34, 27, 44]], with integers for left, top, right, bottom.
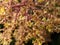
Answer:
[[10, 37, 16, 45], [0, 24, 4, 29]]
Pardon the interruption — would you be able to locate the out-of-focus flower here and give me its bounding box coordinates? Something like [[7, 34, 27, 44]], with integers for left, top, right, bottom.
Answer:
[[0, 6, 5, 15], [4, 22, 11, 28], [46, 25, 52, 32], [26, 20, 35, 28], [4, 0, 9, 3], [19, 15, 26, 20], [42, 17, 47, 21], [37, 0, 44, 3]]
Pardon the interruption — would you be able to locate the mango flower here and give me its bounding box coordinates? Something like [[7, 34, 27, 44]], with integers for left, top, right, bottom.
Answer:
[[4, 0, 9, 3], [4, 22, 11, 28], [19, 15, 26, 20], [0, 6, 5, 15], [37, 0, 44, 3]]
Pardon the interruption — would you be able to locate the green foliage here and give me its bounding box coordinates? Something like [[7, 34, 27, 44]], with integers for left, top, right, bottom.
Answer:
[[10, 37, 16, 45], [0, 24, 4, 29]]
